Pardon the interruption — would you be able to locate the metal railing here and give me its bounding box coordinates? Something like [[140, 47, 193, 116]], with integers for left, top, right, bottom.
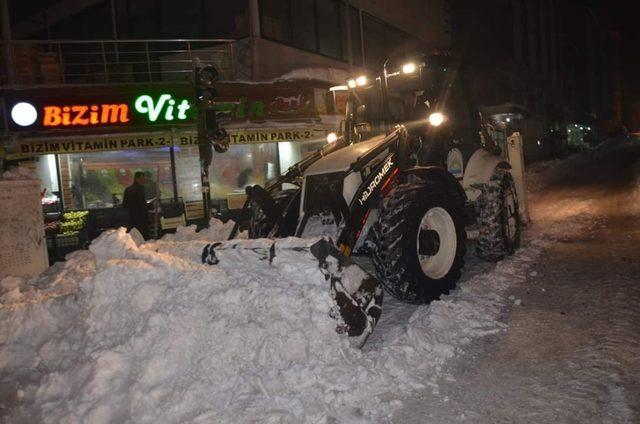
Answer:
[[0, 39, 236, 86]]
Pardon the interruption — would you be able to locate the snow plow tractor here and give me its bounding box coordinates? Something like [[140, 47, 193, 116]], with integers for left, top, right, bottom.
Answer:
[[204, 54, 521, 344]]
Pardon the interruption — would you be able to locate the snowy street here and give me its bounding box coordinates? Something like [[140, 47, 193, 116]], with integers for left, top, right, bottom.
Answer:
[[394, 140, 640, 423], [1, 140, 639, 423]]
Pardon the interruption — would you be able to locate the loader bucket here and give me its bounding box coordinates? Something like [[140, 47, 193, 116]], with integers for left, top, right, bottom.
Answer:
[[201, 237, 383, 346]]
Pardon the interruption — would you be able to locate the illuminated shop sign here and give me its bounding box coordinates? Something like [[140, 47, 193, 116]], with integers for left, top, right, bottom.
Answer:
[[5, 83, 321, 133], [8, 93, 193, 130], [134, 94, 191, 122], [6, 128, 327, 159]]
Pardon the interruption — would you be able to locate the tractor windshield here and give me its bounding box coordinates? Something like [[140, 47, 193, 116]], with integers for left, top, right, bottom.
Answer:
[[345, 83, 386, 142]]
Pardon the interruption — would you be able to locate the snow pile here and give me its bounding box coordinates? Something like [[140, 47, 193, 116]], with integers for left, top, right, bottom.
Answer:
[[0, 250, 95, 309], [2, 229, 357, 423], [1, 225, 546, 423], [159, 218, 244, 243]]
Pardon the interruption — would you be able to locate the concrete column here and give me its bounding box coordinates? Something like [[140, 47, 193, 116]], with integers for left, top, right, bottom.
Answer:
[[1, 0, 15, 84], [248, 0, 261, 80]]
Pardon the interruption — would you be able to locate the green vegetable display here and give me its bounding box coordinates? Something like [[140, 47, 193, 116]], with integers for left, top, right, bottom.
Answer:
[[59, 211, 89, 235]]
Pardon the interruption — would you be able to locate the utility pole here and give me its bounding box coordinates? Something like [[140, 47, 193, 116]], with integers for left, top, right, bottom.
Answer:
[[193, 59, 229, 226]]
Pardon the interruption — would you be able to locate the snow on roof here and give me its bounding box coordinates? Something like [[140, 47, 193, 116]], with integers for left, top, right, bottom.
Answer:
[[278, 67, 351, 85]]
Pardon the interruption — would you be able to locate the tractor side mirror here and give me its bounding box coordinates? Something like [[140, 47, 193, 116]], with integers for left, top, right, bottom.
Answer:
[[338, 119, 346, 134], [355, 122, 372, 140]]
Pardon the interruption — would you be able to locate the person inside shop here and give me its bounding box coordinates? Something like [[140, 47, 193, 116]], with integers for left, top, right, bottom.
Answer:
[[123, 171, 153, 239]]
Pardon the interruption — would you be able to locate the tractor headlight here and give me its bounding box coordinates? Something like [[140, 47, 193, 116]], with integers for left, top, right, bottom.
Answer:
[[401, 62, 417, 74], [347, 75, 368, 88], [355, 75, 368, 86], [428, 112, 446, 127], [326, 132, 338, 143]]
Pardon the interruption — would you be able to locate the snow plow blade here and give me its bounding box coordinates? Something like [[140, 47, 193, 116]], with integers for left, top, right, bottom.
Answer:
[[201, 238, 383, 345]]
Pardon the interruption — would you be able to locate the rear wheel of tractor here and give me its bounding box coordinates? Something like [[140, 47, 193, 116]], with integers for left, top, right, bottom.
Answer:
[[248, 189, 299, 238], [476, 168, 521, 261], [371, 182, 466, 303]]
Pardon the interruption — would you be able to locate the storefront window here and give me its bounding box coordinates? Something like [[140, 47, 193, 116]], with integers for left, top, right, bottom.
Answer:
[[278, 140, 324, 172], [291, 0, 317, 52], [35, 154, 60, 196], [261, 0, 347, 61], [341, 5, 363, 65], [174, 139, 324, 209], [260, 0, 292, 43], [363, 14, 386, 68], [63, 149, 174, 210], [174, 146, 202, 203], [212, 143, 279, 208], [317, 0, 342, 58], [174, 143, 280, 208]]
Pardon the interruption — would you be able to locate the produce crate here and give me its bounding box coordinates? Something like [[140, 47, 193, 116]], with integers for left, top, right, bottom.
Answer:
[[48, 231, 88, 263], [55, 233, 82, 247], [87, 207, 129, 238]]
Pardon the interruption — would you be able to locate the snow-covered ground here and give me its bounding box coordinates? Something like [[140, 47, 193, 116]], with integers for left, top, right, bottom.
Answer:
[[1, 140, 639, 423], [393, 138, 640, 423]]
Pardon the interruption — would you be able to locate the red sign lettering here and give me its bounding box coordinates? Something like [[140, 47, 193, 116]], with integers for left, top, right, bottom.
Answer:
[[42, 104, 130, 127]]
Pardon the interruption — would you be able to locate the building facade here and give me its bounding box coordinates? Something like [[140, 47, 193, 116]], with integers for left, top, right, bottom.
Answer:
[[0, 0, 452, 250]]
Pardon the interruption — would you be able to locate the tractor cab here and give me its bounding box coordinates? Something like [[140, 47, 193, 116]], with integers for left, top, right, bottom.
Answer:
[[330, 76, 386, 145], [333, 54, 498, 171]]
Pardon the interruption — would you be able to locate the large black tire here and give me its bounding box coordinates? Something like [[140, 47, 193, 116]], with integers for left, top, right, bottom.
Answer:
[[476, 168, 521, 261], [248, 189, 300, 238], [371, 182, 466, 303]]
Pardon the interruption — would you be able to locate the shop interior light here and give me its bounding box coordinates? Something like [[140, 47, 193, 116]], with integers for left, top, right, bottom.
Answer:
[[401, 62, 417, 74], [428, 112, 445, 127], [355, 75, 368, 87], [326, 132, 338, 143], [11, 102, 38, 127], [329, 85, 348, 92], [347, 79, 357, 89]]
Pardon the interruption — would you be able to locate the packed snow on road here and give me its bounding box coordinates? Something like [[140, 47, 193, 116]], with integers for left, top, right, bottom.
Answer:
[[1, 140, 639, 423]]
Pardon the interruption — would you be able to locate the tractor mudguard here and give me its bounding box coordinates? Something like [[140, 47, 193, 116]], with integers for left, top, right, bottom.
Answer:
[[201, 237, 383, 347], [462, 148, 511, 191], [400, 166, 467, 204]]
